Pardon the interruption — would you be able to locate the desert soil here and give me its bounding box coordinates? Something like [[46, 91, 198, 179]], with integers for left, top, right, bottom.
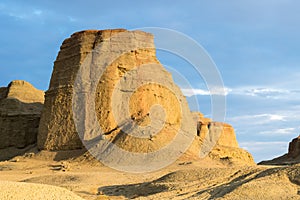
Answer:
[[1, 149, 300, 200]]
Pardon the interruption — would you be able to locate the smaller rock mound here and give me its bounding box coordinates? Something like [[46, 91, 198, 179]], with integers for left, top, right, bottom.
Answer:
[[189, 112, 255, 165], [0, 80, 44, 160], [5, 80, 44, 103]]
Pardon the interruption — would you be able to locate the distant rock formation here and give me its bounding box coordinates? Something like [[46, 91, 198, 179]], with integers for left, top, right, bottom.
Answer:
[[259, 135, 300, 165], [0, 80, 44, 152], [192, 112, 254, 165], [288, 135, 300, 158]]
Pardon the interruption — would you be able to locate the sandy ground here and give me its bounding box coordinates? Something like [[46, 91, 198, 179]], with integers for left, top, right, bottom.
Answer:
[[0, 181, 84, 200], [1, 150, 300, 200]]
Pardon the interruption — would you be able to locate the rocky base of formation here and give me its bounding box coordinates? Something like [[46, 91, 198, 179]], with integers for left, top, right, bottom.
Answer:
[[259, 135, 300, 165]]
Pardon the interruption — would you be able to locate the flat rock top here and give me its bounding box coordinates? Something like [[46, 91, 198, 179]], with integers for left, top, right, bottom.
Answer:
[[70, 28, 152, 37], [71, 28, 127, 36]]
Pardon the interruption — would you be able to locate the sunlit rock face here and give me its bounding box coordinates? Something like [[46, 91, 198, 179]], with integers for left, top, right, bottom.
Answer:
[[36, 29, 254, 166], [37, 29, 195, 152]]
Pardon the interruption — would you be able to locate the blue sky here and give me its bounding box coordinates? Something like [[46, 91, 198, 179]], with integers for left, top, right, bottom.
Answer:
[[1, 0, 300, 162]]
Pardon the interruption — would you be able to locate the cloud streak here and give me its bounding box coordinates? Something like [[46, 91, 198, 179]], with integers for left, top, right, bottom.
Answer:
[[181, 87, 231, 97], [186, 85, 300, 100], [228, 113, 287, 124], [228, 86, 300, 100], [0, 3, 44, 20], [259, 128, 296, 135]]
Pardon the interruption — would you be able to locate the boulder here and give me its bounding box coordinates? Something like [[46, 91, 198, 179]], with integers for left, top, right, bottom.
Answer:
[[0, 80, 44, 150]]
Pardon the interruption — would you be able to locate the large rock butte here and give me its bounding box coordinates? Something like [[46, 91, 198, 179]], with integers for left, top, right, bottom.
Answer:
[[38, 29, 195, 154], [0, 80, 44, 151], [37, 29, 254, 165]]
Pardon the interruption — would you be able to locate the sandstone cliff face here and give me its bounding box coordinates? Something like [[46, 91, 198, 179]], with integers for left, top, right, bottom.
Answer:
[[0, 80, 44, 150], [38, 29, 195, 153], [37, 30, 116, 150]]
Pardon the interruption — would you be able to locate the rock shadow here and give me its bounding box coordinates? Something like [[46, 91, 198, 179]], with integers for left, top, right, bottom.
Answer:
[[98, 182, 168, 199]]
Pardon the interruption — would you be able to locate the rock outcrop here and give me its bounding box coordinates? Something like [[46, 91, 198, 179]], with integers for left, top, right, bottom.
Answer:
[[0, 80, 44, 150], [192, 112, 254, 165], [259, 135, 300, 165], [37, 28, 254, 166], [288, 135, 300, 158], [38, 29, 195, 154]]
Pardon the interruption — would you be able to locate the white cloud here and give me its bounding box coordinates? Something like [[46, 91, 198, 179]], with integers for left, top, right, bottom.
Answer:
[[227, 86, 292, 99], [182, 88, 209, 96], [266, 114, 286, 121], [33, 9, 43, 16], [228, 86, 300, 100], [240, 141, 287, 152], [182, 85, 300, 100], [68, 16, 77, 22], [244, 88, 289, 98], [0, 5, 44, 20], [0, 3, 76, 24], [181, 87, 231, 97], [228, 113, 287, 124], [259, 128, 296, 135]]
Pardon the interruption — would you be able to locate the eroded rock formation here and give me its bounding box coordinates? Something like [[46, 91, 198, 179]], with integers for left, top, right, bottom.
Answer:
[[0, 80, 44, 150], [37, 28, 254, 166], [192, 112, 254, 164], [288, 135, 300, 158], [38, 29, 195, 154]]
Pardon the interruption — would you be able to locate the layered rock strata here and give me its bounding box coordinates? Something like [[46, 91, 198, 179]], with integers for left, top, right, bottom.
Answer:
[[38, 29, 195, 154]]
